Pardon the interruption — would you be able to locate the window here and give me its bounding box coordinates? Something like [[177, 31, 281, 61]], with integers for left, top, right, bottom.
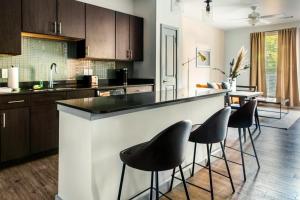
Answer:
[[265, 32, 278, 97]]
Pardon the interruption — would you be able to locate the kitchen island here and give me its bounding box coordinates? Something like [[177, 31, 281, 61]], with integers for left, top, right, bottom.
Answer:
[[56, 89, 228, 200]]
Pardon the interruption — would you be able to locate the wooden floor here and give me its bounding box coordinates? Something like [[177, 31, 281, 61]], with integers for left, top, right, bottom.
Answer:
[[1, 118, 300, 200]]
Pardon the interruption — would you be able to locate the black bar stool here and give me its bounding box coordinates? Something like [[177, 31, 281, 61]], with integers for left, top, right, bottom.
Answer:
[[117, 120, 192, 200], [226, 100, 260, 181], [169, 107, 235, 200]]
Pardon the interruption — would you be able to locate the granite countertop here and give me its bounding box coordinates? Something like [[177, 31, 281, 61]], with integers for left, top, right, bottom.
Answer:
[[0, 83, 155, 96], [57, 89, 229, 115]]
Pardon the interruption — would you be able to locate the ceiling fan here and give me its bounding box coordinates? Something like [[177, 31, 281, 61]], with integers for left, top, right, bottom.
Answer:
[[244, 5, 293, 26]]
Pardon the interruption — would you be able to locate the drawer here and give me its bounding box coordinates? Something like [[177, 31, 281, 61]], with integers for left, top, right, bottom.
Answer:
[[31, 92, 67, 106], [67, 89, 96, 99], [126, 85, 153, 94], [0, 95, 30, 109]]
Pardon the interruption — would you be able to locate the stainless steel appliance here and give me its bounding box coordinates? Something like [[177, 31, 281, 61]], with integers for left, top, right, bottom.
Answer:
[[97, 88, 125, 97]]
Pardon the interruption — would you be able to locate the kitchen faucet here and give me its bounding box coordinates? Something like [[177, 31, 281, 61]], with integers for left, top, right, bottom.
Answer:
[[49, 63, 58, 89]]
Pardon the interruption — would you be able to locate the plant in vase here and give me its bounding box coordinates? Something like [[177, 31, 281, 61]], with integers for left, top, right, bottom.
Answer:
[[212, 47, 249, 91]]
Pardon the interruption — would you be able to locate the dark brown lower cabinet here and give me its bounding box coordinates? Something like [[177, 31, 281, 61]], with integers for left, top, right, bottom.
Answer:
[[0, 108, 30, 162], [30, 104, 59, 154]]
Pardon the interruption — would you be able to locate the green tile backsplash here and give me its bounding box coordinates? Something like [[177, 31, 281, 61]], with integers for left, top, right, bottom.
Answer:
[[0, 37, 130, 83]]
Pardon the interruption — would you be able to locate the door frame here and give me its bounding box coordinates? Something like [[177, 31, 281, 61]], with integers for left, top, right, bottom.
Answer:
[[160, 24, 179, 92]]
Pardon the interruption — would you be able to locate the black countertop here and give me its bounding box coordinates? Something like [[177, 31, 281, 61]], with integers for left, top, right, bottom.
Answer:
[[57, 89, 229, 115], [0, 83, 154, 96]]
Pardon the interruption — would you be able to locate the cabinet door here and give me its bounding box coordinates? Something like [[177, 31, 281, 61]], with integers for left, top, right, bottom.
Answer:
[[30, 104, 59, 154], [0, 108, 30, 162], [57, 0, 85, 39], [86, 5, 116, 59], [116, 12, 130, 60], [0, 0, 21, 55], [22, 0, 57, 35], [130, 16, 143, 61]]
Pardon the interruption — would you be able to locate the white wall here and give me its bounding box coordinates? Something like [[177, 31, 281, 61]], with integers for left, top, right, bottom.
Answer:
[[132, 0, 156, 79], [181, 17, 225, 89], [225, 21, 300, 86], [78, 0, 134, 14]]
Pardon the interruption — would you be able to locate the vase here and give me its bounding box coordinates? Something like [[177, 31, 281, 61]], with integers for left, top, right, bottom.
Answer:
[[229, 78, 237, 92]]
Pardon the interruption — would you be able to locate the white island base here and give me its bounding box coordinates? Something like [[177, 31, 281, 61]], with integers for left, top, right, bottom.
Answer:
[[57, 95, 224, 200]]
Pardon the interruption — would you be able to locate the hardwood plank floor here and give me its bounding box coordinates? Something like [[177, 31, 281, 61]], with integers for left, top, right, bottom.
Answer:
[[0, 118, 300, 200]]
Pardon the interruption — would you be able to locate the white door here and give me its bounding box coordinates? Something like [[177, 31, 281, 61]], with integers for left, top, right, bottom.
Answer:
[[160, 25, 178, 100]]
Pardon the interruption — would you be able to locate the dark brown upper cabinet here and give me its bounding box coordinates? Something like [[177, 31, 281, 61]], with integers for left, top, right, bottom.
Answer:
[[0, 0, 21, 55], [22, 0, 85, 39], [85, 5, 116, 59], [22, 0, 57, 35], [130, 16, 144, 61], [57, 0, 85, 39], [116, 12, 130, 60], [116, 12, 144, 61]]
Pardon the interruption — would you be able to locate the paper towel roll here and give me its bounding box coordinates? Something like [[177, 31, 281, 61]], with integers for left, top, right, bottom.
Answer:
[[8, 66, 19, 90]]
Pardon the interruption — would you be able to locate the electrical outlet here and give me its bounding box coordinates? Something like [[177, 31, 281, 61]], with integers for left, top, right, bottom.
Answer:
[[84, 69, 89, 75], [1, 69, 8, 79]]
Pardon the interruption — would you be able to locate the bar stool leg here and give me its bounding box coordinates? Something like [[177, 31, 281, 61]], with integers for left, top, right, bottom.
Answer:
[[248, 128, 260, 169], [169, 168, 176, 192], [243, 128, 247, 143], [155, 171, 159, 200], [220, 142, 235, 193], [179, 165, 190, 200], [150, 171, 154, 200], [206, 144, 214, 200], [117, 163, 126, 200], [191, 143, 197, 176], [206, 143, 213, 167], [238, 128, 247, 181]]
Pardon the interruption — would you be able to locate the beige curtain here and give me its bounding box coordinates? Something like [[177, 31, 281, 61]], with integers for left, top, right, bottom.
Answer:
[[250, 32, 267, 95], [276, 28, 299, 107]]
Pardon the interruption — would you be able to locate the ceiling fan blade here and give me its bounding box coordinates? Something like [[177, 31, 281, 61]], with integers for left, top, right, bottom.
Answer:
[[260, 14, 285, 19], [259, 19, 271, 24]]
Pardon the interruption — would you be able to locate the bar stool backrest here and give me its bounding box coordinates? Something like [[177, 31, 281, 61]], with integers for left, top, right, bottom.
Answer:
[[189, 107, 232, 144], [145, 120, 192, 171], [229, 100, 258, 128]]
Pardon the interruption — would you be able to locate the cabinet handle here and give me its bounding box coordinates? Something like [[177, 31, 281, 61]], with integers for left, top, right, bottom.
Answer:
[[86, 46, 90, 56], [8, 100, 25, 104], [54, 21, 57, 34], [59, 22, 62, 35], [2, 113, 5, 128]]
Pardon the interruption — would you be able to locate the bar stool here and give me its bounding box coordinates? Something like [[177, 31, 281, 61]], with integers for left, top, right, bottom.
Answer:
[[226, 100, 260, 181], [169, 107, 235, 200], [117, 120, 192, 200]]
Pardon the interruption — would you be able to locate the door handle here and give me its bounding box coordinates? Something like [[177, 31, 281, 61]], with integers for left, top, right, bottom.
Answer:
[[54, 21, 57, 34], [162, 80, 168, 83], [86, 46, 90, 56], [8, 100, 25, 104], [59, 22, 62, 35], [2, 113, 6, 128]]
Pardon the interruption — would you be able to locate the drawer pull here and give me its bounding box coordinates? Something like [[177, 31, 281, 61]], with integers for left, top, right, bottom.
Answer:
[[2, 113, 5, 128], [8, 100, 25, 104]]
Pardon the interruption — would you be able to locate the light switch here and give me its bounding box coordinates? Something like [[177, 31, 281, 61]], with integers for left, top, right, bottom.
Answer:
[[1, 69, 8, 79], [88, 69, 93, 75]]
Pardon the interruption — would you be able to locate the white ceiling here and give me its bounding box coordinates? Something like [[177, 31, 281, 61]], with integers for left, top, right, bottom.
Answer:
[[180, 0, 300, 30]]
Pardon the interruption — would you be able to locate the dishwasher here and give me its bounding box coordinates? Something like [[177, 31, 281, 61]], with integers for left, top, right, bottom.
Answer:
[[97, 88, 126, 97]]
